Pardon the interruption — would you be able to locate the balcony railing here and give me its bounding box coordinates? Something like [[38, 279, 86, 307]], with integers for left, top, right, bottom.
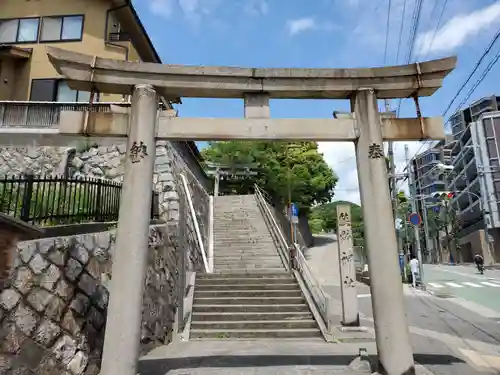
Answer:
[[0, 101, 130, 129], [108, 32, 131, 42]]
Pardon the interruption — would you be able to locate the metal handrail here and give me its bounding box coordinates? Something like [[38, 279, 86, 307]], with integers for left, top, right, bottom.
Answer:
[[254, 185, 290, 271], [253, 184, 330, 328], [180, 173, 210, 273]]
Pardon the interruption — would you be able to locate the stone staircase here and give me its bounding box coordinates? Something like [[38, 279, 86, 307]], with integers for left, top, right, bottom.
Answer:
[[189, 195, 321, 340]]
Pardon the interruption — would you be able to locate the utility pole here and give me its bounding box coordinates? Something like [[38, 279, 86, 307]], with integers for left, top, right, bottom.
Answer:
[[385, 100, 399, 250], [405, 144, 425, 288]]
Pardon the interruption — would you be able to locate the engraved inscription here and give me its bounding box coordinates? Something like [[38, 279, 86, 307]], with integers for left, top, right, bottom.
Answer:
[[368, 143, 384, 159], [130, 141, 148, 164]]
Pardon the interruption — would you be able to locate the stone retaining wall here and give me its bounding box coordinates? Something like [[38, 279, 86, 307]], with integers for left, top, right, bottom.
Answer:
[[0, 224, 182, 375]]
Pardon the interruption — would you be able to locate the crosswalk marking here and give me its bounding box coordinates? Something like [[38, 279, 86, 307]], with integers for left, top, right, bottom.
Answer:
[[428, 283, 444, 288], [426, 280, 500, 289], [463, 282, 483, 287], [481, 282, 500, 287], [446, 282, 464, 288]]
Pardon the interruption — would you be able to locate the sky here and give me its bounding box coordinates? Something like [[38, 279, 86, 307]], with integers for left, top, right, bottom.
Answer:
[[134, 0, 500, 204]]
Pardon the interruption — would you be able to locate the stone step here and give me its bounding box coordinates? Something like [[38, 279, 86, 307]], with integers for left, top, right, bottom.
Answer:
[[214, 260, 282, 265], [196, 277, 295, 286], [194, 290, 303, 298], [190, 319, 318, 330], [214, 254, 280, 259], [214, 268, 286, 273], [191, 311, 312, 321], [193, 297, 305, 305], [189, 328, 321, 340], [214, 267, 284, 272], [195, 283, 300, 291], [214, 251, 279, 256], [214, 242, 275, 247], [197, 272, 291, 279], [214, 258, 282, 263], [192, 304, 311, 313], [214, 250, 280, 255]]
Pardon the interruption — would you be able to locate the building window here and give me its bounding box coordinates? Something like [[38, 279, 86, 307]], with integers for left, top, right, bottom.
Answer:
[[0, 18, 40, 43], [30, 79, 95, 102], [40, 15, 84, 42]]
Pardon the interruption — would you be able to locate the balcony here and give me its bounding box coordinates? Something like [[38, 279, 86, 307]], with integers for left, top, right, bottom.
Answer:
[[108, 32, 131, 42], [0, 101, 130, 129]]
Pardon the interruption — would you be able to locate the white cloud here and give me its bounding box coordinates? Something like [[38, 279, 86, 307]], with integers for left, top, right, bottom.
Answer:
[[148, 0, 221, 21], [287, 17, 316, 36], [416, 1, 500, 56], [319, 140, 427, 205], [149, 0, 175, 18], [179, 0, 199, 15]]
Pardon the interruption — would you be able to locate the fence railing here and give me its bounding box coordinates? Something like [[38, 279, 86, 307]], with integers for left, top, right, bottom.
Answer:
[[0, 101, 129, 129], [0, 174, 159, 226]]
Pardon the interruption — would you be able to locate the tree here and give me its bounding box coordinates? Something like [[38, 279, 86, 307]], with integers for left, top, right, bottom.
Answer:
[[201, 141, 338, 210], [309, 200, 364, 245]]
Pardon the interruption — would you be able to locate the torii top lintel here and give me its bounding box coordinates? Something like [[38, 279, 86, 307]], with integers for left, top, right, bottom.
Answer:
[[46, 46, 456, 101]]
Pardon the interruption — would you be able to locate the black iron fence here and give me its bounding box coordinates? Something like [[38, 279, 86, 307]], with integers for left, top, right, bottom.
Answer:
[[0, 174, 159, 226]]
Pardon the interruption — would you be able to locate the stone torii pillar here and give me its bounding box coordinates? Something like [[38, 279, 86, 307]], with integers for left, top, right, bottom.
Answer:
[[99, 84, 158, 375], [353, 89, 413, 374]]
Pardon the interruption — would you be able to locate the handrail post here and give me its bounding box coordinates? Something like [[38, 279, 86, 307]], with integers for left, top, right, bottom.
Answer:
[[20, 173, 34, 222], [208, 195, 214, 273]]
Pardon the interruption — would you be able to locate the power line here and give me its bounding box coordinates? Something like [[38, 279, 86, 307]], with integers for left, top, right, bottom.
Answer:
[[397, 0, 424, 117], [384, 0, 392, 64], [396, 0, 408, 64], [441, 25, 500, 117], [422, 0, 448, 61], [453, 50, 500, 112]]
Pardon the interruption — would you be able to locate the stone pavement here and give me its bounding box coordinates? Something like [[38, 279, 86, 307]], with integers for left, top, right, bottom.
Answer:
[[139, 340, 376, 374]]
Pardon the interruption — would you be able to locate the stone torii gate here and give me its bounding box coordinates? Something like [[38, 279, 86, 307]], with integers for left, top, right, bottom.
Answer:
[[36, 47, 455, 375]]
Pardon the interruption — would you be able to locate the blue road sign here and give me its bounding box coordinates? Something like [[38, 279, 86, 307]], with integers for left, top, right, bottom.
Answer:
[[433, 206, 441, 213], [291, 203, 299, 217], [409, 212, 421, 226]]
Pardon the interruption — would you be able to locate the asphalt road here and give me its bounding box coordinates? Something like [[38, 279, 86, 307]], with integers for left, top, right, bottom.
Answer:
[[423, 264, 500, 317], [307, 235, 500, 375]]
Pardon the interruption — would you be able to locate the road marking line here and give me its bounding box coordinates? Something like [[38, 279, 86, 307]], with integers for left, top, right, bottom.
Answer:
[[357, 294, 371, 298], [459, 348, 500, 370], [463, 282, 483, 287], [428, 283, 444, 288], [481, 282, 500, 287], [446, 282, 464, 288]]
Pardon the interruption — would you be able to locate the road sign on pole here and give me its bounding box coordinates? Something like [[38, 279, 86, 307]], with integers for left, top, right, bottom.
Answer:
[[409, 212, 421, 226], [291, 203, 299, 224]]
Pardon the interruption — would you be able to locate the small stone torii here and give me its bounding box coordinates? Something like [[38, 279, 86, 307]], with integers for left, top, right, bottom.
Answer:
[[9, 46, 456, 375]]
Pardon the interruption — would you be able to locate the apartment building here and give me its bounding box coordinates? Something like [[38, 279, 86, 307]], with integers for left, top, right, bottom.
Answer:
[[0, 0, 161, 102], [411, 136, 454, 217], [447, 96, 500, 264]]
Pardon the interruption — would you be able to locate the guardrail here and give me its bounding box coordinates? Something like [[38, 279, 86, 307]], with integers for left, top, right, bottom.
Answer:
[[254, 184, 334, 337]]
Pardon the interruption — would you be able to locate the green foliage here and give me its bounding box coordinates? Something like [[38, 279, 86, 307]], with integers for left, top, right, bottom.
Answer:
[[201, 141, 338, 210], [309, 200, 364, 245]]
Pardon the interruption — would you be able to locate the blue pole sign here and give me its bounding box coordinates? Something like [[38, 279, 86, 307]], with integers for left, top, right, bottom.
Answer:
[[409, 212, 421, 226], [432, 206, 440, 213], [291, 203, 299, 223]]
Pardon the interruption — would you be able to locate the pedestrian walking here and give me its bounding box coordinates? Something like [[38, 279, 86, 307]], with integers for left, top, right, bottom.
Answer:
[[410, 256, 419, 288]]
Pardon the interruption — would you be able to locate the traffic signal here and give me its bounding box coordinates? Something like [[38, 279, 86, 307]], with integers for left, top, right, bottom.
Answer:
[[432, 191, 456, 200]]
